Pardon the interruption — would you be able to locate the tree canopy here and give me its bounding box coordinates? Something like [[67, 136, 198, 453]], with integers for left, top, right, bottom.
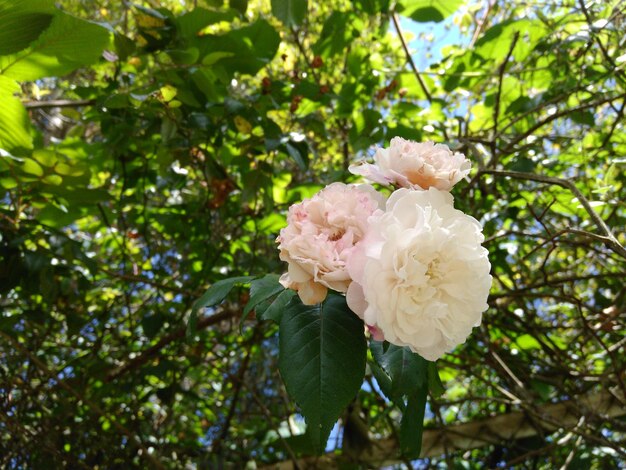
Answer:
[[1, 0, 625, 468]]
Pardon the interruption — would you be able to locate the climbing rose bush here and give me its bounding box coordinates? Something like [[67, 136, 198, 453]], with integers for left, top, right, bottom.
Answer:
[[277, 139, 491, 360], [349, 137, 471, 191], [276, 182, 384, 305], [346, 188, 492, 361]]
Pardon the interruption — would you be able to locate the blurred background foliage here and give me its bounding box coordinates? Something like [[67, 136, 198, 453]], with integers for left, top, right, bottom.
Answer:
[[0, 0, 625, 468]]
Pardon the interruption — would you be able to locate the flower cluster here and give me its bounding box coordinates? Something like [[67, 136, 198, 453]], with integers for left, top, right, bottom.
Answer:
[[277, 138, 492, 361]]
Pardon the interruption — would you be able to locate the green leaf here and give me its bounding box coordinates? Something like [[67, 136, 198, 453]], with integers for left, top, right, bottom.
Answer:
[[195, 19, 280, 76], [0, 78, 32, 150], [192, 275, 254, 312], [201, 51, 235, 66], [400, 385, 428, 458], [259, 288, 295, 323], [370, 344, 430, 458], [22, 158, 44, 176], [0, 0, 56, 55], [229, 0, 248, 14], [0, 12, 110, 80], [186, 309, 199, 341], [427, 362, 445, 397], [243, 274, 284, 316], [36, 204, 81, 227], [370, 360, 397, 408], [370, 342, 428, 400], [167, 47, 199, 65], [313, 11, 352, 58], [142, 313, 165, 339], [32, 149, 57, 167], [42, 174, 62, 185], [284, 141, 309, 170], [474, 19, 547, 63], [570, 110, 595, 126], [279, 294, 366, 453], [271, 0, 308, 28], [399, 0, 464, 23], [515, 334, 541, 350], [175, 8, 235, 38]]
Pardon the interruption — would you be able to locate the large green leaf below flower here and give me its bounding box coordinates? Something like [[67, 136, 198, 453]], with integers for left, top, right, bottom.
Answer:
[[279, 294, 367, 453], [371, 342, 430, 458]]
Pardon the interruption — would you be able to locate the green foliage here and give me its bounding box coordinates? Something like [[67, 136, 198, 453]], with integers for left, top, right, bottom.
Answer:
[[0, 11, 110, 80], [1, 0, 625, 468]]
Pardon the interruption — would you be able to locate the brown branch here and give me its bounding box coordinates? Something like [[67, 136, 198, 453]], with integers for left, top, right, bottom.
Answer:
[[470, 0, 495, 47], [23, 99, 96, 109], [99, 267, 200, 297], [478, 169, 626, 259], [498, 92, 626, 154], [489, 31, 520, 167], [105, 308, 236, 382], [391, 13, 433, 104]]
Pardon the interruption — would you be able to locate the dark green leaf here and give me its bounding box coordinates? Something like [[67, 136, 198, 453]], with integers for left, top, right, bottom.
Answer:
[[284, 141, 309, 170], [399, 0, 463, 23], [370, 342, 428, 400], [229, 0, 248, 14], [0, 12, 53, 56], [175, 8, 235, 38], [142, 313, 165, 339], [400, 385, 428, 458], [427, 362, 445, 397], [279, 294, 366, 453], [259, 289, 295, 323], [186, 310, 199, 341], [271, 0, 307, 28], [313, 11, 352, 58], [167, 47, 199, 65], [192, 276, 254, 312], [194, 19, 280, 76], [246, 275, 284, 311]]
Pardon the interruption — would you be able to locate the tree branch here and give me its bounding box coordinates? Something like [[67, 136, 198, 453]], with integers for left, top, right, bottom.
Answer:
[[391, 13, 433, 104], [478, 169, 626, 259], [260, 389, 626, 469], [23, 99, 96, 109], [105, 308, 237, 382]]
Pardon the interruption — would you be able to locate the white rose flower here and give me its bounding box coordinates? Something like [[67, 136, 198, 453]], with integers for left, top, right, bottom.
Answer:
[[347, 188, 492, 361], [349, 137, 471, 191]]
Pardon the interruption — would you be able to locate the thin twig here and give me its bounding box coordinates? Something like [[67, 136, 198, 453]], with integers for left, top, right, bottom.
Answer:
[[391, 13, 432, 103], [489, 31, 520, 167]]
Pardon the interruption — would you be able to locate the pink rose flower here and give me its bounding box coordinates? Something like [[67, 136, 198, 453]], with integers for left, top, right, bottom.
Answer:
[[277, 183, 384, 305], [349, 137, 471, 191]]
